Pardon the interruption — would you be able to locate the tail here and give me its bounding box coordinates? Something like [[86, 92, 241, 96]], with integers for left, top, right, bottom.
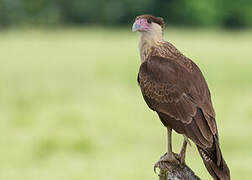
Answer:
[[197, 135, 230, 180]]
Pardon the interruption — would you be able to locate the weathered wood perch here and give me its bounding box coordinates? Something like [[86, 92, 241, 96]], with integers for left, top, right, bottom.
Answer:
[[155, 154, 201, 180]]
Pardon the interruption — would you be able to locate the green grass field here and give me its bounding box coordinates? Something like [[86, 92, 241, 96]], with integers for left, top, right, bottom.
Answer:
[[0, 27, 252, 180]]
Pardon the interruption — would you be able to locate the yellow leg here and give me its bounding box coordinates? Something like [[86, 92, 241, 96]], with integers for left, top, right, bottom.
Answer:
[[158, 127, 178, 164], [178, 136, 189, 166], [167, 127, 173, 155]]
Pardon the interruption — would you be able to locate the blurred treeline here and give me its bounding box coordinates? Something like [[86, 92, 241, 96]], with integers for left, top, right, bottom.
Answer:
[[0, 0, 252, 29]]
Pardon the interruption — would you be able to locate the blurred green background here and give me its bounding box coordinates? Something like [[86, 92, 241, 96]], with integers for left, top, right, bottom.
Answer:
[[1, 0, 252, 28], [1, 0, 252, 180]]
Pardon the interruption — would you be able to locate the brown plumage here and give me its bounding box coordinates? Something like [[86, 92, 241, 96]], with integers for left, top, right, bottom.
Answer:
[[133, 15, 230, 180]]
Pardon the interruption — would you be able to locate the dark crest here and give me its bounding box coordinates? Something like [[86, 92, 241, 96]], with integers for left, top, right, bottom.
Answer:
[[136, 15, 165, 29]]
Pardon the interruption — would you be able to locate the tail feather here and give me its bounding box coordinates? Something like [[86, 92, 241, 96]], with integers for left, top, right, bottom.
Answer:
[[197, 135, 230, 180]]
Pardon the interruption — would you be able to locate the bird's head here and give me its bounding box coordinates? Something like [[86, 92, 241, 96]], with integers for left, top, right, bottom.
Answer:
[[132, 15, 165, 45], [132, 15, 165, 33]]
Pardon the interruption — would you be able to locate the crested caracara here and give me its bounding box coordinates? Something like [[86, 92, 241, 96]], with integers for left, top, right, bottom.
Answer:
[[132, 15, 230, 180]]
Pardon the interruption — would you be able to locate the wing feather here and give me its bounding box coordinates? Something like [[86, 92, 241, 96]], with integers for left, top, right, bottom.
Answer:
[[138, 56, 216, 148]]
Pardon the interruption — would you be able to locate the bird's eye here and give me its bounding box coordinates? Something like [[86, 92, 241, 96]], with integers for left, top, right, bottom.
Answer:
[[147, 19, 152, 24]]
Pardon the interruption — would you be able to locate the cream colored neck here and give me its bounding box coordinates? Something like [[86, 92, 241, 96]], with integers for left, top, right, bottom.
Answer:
[[138, 23, 163, 62]]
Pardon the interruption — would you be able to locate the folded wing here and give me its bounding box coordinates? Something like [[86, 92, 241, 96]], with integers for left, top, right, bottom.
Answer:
[[138, 56, 217, 149]]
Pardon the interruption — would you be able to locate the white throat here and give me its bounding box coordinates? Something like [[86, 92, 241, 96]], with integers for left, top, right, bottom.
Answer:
[[138, 23, 163, 62]]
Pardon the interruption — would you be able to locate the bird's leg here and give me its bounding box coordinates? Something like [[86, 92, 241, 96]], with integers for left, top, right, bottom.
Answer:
[[176, 136, 189, 167], [167, 127, 174, 158], [154, 127, 179, 171]]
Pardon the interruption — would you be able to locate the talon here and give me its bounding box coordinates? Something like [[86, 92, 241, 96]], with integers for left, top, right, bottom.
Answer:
[[154, 163, 158, 173], [179, 158, 185, 168], [174, 152, 186, 168], [154, 153, 179, 167]]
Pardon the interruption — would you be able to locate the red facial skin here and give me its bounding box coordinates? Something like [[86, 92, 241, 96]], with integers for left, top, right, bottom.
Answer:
[[134, 18, 151, 32]]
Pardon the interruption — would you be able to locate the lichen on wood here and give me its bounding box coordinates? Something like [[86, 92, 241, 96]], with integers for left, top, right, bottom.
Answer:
[[155, 155, 201, 180]]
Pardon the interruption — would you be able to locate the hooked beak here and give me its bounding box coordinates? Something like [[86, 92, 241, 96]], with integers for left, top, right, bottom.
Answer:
[[132, 21, 141, 32]]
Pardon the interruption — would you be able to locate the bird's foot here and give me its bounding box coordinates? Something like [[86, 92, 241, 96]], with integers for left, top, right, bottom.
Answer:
[[154, 152, 179, 173], [174, 153, 186, 168]]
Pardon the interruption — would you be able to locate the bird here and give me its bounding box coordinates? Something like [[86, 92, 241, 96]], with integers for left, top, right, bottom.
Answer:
[[132, 14, 230, 180]]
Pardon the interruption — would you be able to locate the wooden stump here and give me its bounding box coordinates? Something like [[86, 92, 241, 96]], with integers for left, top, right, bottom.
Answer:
[[155, 155, 201, 180]]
